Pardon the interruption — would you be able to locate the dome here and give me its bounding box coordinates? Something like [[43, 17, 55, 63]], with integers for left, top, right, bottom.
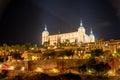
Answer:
[[42, 25, 49, 35], [89, 34, 94, 38], [43, 30, 49, 34], [78, 26, 85, 30]]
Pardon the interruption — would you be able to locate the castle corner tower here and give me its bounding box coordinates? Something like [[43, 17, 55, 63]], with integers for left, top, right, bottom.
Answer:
[[89, 28, 95, 42], [42, 25, 49, 44], [78, 20, 85, 43]]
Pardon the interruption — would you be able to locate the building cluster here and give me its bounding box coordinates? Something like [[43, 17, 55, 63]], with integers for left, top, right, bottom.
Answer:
[[81, 39, 120, 54], [42, 20, 95, 45]]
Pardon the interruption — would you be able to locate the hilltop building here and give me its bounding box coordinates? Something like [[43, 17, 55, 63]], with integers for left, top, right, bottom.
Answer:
[[42, 20, 95, 45]]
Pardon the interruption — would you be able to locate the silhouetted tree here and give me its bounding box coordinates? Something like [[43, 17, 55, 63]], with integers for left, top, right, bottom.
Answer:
[[66, 50, 74, 58], [86, 58, 96, 69], [91, 49, 104, 57], [10, 52, 23, 60], [95, 62, 111, 74], [58, 50, 66, 59], [78, 64, 87, 74]]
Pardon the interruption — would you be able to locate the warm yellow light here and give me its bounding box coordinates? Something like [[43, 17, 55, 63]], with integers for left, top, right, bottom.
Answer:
[[21, 67, 25, 71], [52, 68, 59, 73], [108, 70, 115, 76], [88, 69, 92, 74], [32, 56, 37, 60], [9, 66, 14, 70], [35, 67, 43, 72], [0, 64, 2, 69]]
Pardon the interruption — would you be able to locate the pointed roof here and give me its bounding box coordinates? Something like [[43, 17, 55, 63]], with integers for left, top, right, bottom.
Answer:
[[78, 19, 85, 30], [90, 28, 94, 36], [80, 19, 83, 27], [44, 25, 47, 31], [90, 28, 93, 34], [43, 24, 49, 33]]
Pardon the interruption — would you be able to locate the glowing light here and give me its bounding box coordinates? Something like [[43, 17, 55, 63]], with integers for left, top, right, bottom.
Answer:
[[88, 69, 92, 74], [32, 56, 37, 60], [52, 68, 59, 73], [9, 66, 14, 70], [21, 67, 25, 71], [35, 67, 43, 72], [108, 70, 116, 76], [0, 64, 2, 69]]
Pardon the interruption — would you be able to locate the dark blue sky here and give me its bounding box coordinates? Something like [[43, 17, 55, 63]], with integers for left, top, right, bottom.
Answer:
[[0, 0, 120, 45]]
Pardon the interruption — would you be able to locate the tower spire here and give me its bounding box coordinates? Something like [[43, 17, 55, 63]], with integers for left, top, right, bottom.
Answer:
[[44, 25, 47, 31], [90, 28, 93, 34], [58, 30, 60, 34], [80, 19, 83, 26]]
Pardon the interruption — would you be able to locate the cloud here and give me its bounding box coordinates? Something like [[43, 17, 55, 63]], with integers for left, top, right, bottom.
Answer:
[[110, 0, 120, 17]]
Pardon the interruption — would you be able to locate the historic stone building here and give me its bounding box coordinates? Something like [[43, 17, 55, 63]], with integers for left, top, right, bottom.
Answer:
[[42, 20, 95, 45]]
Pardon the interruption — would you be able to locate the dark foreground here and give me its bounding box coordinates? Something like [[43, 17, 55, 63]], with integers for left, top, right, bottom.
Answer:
[[0, 70, 120, 80]]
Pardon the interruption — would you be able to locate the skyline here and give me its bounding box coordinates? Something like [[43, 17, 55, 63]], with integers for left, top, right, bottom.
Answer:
[[0, 0, 120, 45]]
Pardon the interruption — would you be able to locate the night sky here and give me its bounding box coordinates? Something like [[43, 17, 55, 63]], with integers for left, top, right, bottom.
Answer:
[[0, 0, 120, 45]]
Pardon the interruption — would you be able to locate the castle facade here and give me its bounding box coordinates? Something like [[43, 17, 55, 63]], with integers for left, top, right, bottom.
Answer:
[[42, 20, 95, 45]]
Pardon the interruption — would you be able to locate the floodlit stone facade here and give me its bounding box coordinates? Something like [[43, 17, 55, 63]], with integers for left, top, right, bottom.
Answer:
[[42, 20, 95, 45]]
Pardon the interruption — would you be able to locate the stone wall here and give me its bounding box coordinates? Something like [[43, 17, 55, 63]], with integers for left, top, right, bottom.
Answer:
[[8, 58, 120, 74], [27, 59, 86, 73]]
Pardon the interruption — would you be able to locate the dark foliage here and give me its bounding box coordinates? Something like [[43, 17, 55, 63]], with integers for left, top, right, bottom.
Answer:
[[86, 57, 96, 69], [95, 62, 111, 73], [91, 49, 104, 57], [10, 52, 23, 60], [78, 64, 87, 73]]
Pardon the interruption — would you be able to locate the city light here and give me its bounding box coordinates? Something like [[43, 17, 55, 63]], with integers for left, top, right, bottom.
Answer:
[[51, 68, 59, 73], [8, 66, 14, 70], [21, 67, 25, 71], [35, 67, 43, 72]]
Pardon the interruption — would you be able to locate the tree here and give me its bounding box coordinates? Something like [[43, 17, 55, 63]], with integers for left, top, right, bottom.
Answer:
[[91, 49, 104, 57], [3, 43, 8, 50], [43, 51, 49, 59], [11, 44, 21, 51], [48, 51, 56, 59], [78, 64, 87, 74], [28, 53, 32, 60], [43, 42, 49, 48], [86, 57, 96, 70], [10, 52, 23, 60], [58, 50, 66, 59], [95, 62, 111, 74], [0, 56, 4, 62], [24, 43, 32, 50], [66, 50, 74, 58], [43, 50, 56, 59], [116, 49, 120, 57]]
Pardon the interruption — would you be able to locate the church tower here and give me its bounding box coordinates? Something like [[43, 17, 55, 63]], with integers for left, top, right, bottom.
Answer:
[[89, 28, 95, 42], [78, 20, 85, 43], [42, 25, 49, 44]]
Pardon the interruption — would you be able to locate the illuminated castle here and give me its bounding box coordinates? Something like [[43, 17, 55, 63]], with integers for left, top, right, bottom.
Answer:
[[42, 20, 95, 45]]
